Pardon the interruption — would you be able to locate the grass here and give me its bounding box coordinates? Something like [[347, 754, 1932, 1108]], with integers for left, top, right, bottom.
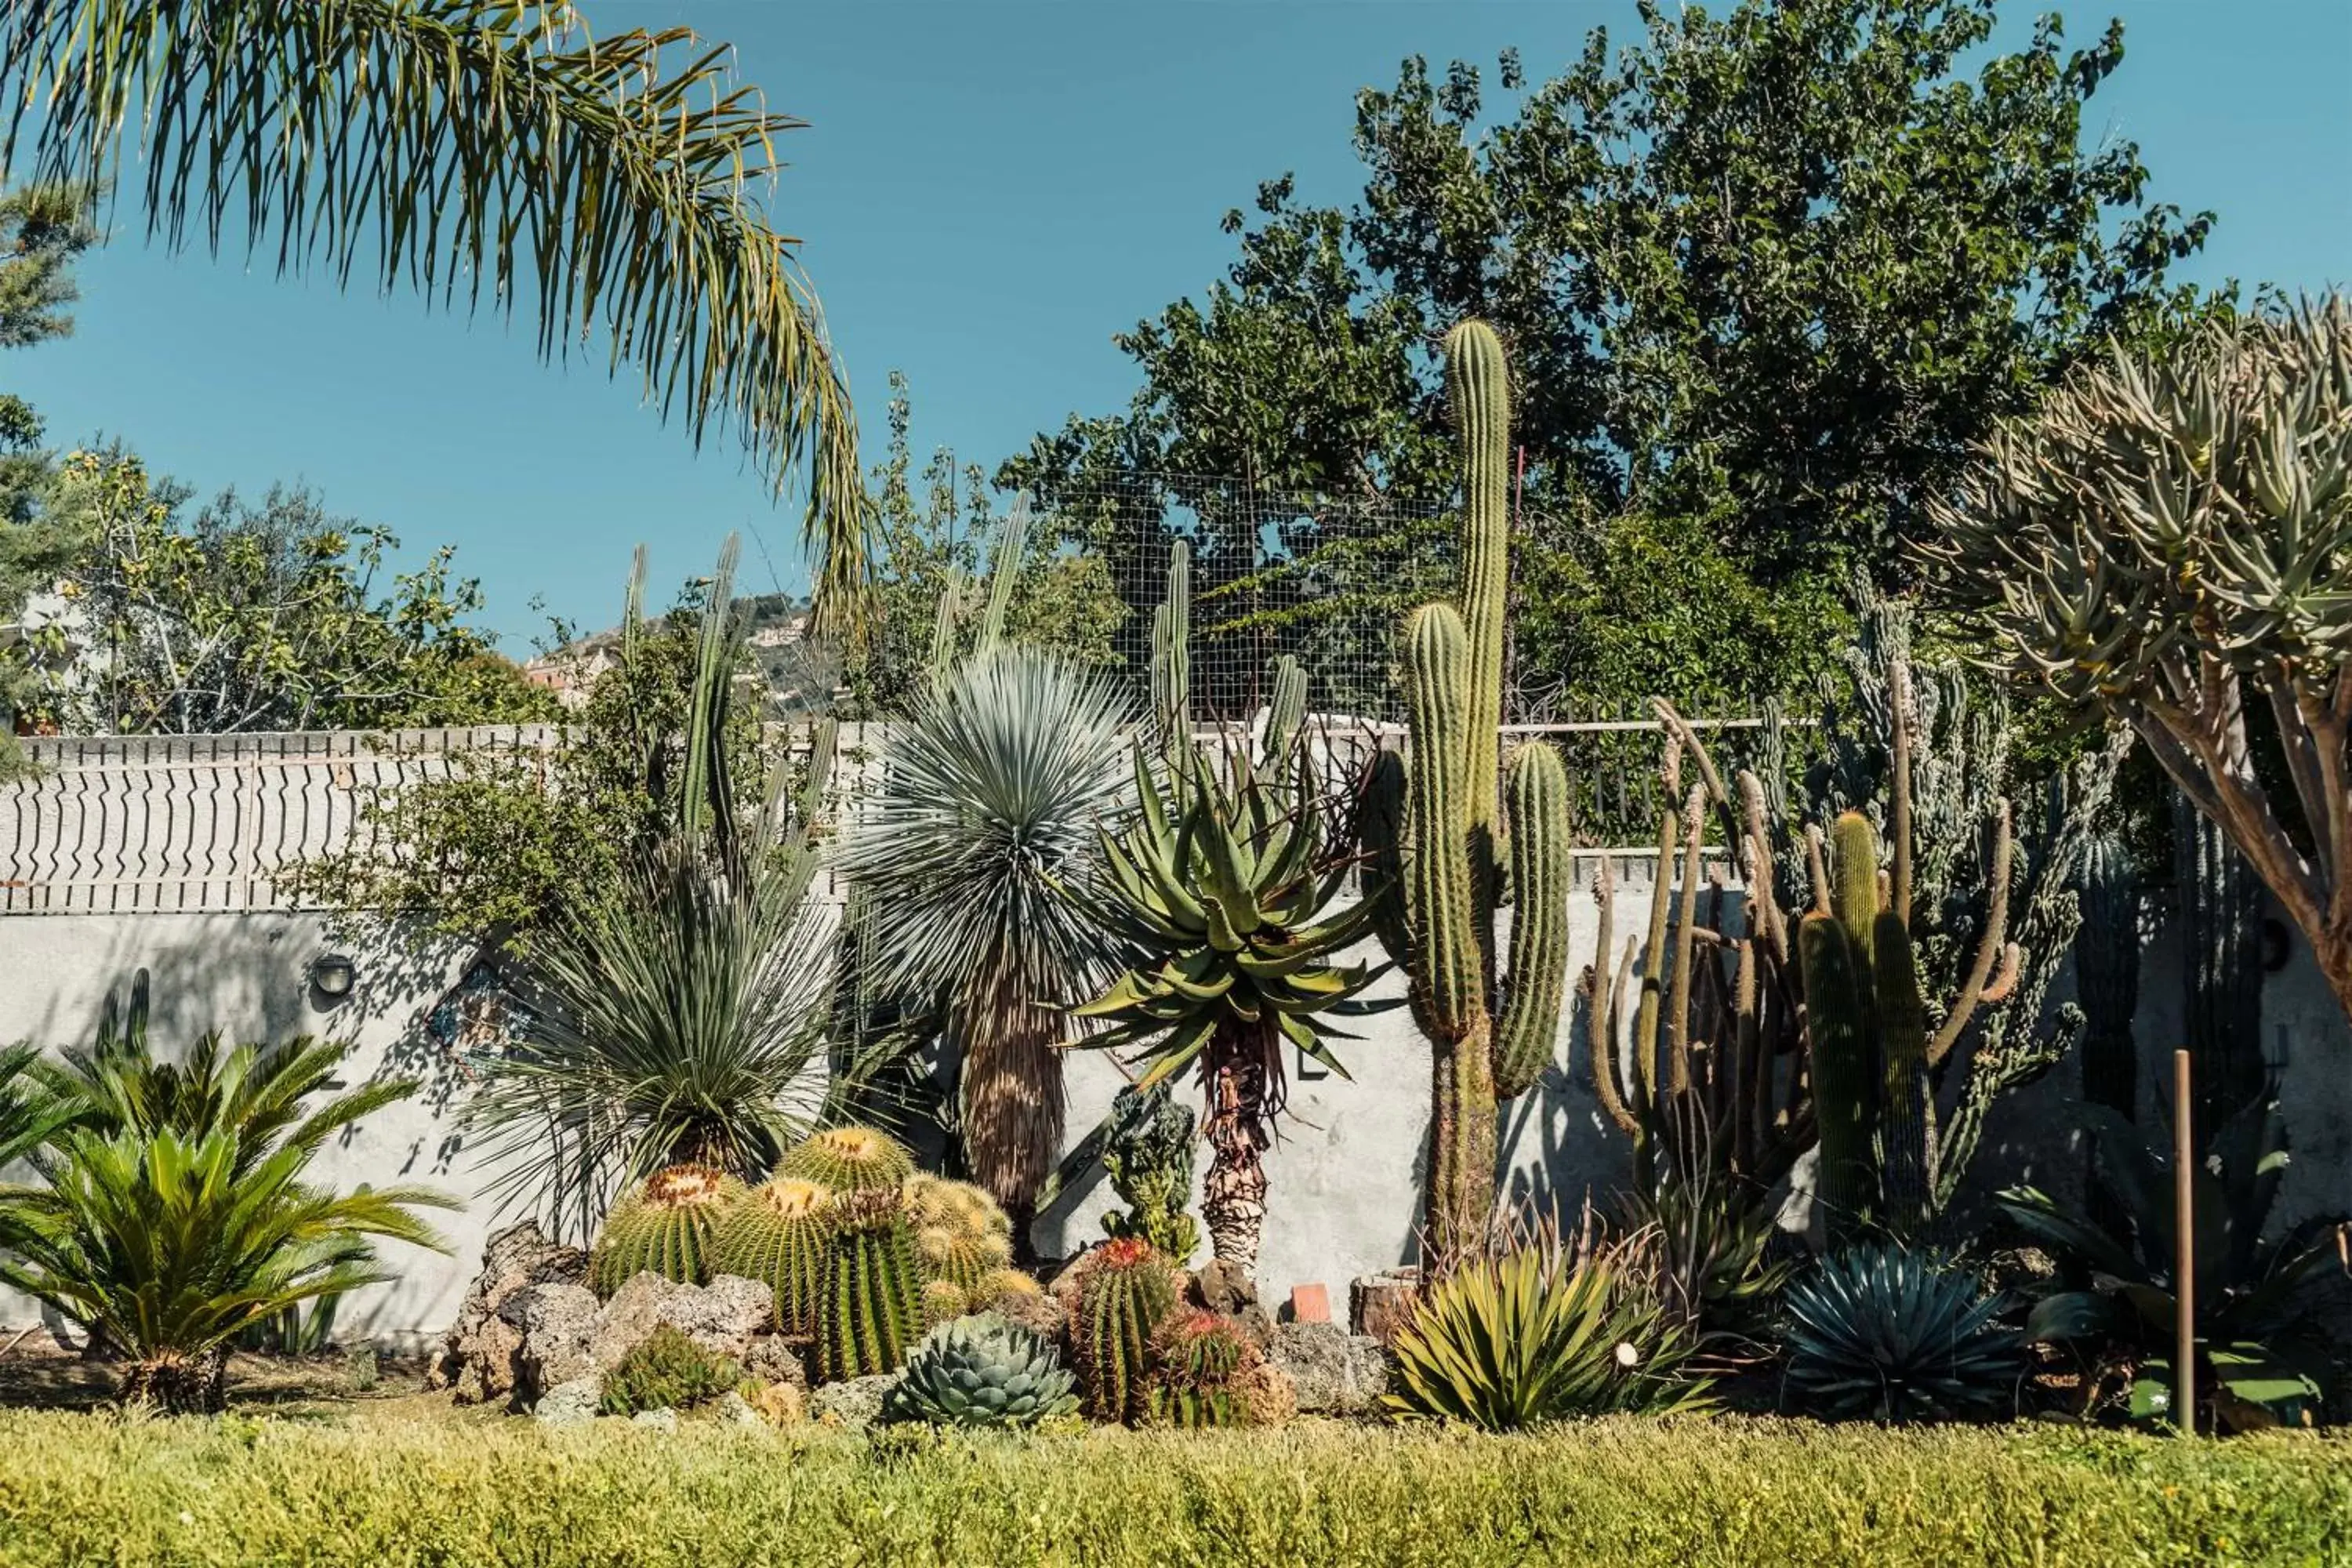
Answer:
[[0, 1401, 2342, 1566]]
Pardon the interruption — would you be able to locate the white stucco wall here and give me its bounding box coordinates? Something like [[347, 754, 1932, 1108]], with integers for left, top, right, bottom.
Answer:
[[3, 868, 2345, 1340]]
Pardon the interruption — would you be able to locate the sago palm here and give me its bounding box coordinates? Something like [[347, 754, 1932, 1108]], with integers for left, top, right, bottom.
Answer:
[[1069, 746, 1388, 1277], [842, 645, 1132, 1227], [0, 1125, 455, 1412], [0, 2, 869, 625]]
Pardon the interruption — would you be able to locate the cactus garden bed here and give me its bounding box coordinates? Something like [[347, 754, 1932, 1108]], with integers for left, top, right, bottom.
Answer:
[[0, 1406, 2341, 1566]]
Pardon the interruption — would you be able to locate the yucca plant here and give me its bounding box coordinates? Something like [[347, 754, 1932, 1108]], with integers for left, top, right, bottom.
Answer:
[[1069, 747, 1388, 1277], [841, 645, 1132, 1227], [0, 1125, 454, 1413], [1383, 1226, 1713, 1431], [466, 539, 837, 1240], [1781, 1246, 2024, 1423], [0, 2, 871, 627]]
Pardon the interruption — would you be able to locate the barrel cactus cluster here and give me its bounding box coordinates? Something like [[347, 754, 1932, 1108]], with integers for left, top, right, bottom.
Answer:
[[588, 1165, 746, 1296], [779, 1123, 915, 1194]]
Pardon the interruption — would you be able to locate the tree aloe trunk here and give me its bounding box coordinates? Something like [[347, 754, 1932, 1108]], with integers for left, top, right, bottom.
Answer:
[[1200, 1022, 1273, 1276]]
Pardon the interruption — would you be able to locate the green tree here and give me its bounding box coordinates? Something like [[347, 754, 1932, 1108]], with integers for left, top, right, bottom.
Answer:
[[0, 2, 870, 627], [844, 372, 1123, 717], [1007, 0, 2214, 712], [23, 449, 551, 735], [0, 184, 98, 768]]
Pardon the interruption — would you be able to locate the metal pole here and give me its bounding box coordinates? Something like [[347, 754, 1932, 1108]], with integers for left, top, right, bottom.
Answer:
[[2174, 1047, 2196, 1436]]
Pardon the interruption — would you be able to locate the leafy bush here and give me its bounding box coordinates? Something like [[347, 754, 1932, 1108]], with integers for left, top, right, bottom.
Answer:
[[1998, 1097, 2343, 1431], [599, 1325, 740, 1417], [1782, 1246, 2024, 1422], [1384, 1232, 1712, 1430], [0, 1414, 2342, 1566]]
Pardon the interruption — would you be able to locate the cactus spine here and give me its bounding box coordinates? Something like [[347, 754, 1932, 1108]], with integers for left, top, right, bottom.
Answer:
[[1074, 1238, 1176, 1424], [589, 1166, 745, 1297], [815, 1190, 924, 1382], [713, 1177, 833, 1335], [1381, 321, 1573, 1269]]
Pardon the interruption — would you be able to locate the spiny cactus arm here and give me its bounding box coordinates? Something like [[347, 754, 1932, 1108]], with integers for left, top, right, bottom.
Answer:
[[1798, 913, 1876, 1243], [1653, 699, 1748, 855], [1889, 659, 1918, 925], [1631, 781, 1681, 1109], [1582, 860, 1642, 1138], [1494, 740, 1573, 1098], [1737, 770, 1786, 955], [1443, 320, 1511, 845], [1928, 800, 2016, 1068], [1730, 938, 1761, 1173], [1806, 825, 1833, 916], [1830, 812, 1882, 960], [1664, 784, 1706, 1099], [1152, 541, 1192, 754], [1261, 655, 1308, 767], [975, 494, 1031, 659], [1403, 605, 1483, 1036], [927, 565, 967, 688], [1871, 909, 1933, 1229]]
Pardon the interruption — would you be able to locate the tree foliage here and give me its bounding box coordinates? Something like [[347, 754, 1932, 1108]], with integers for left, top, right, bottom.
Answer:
[[1007, 0, 2215, 711], [21, 450, 550, 735]]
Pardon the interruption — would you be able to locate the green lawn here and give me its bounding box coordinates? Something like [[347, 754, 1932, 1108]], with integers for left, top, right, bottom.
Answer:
[[0, 1403, 2343, 1566]]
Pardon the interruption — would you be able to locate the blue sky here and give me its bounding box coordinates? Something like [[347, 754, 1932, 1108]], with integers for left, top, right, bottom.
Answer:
[[5, 0, 2347, 650]]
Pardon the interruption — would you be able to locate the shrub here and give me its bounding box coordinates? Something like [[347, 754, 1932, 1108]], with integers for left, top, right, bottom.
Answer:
[[599, 1325, 739, 1417], [1783, 1246, 2025, 1422], [1384, 1232, 1713, 1430]]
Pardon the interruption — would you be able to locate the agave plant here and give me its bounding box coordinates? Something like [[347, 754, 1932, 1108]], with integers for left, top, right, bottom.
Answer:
[[0, 1123, 454, 1413], [467, 539, 837, 1240], [1382, 1225, 1713, 1431], [883, 1312, 1079, 1428], [1068, 746, 1388, 1277], [1781, 1246, 2024, 1422], [1998, 1096, 2343, 1430], [841, 645, 1132, 1226]]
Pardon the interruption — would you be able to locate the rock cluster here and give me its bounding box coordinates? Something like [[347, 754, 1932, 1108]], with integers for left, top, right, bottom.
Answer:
[[431, 1222, 808, 1414]]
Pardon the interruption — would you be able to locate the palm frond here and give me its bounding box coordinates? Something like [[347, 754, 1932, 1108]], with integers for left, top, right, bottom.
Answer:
[[0, 1, 870, 626]]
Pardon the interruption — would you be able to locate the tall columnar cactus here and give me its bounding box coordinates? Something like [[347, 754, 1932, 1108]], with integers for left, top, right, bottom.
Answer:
[[589, 1166, 746, 1297], [1151, 539, 1191, 754], [1372, 321, 1574, 1268], [1073, 1237, 1176, 1425], [815, 1190, 924, 1382], [777, 1124, 914, 1195], [2173, 792, 2266, 1134], [713, 1176, 833, 1335]]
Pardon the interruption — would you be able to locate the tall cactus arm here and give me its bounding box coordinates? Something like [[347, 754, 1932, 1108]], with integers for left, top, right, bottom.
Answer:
[[1889, 658, 1917, 925], [1262, 655, 1308, 768], [1798, 912, 1877, 1243], [1591, 933, 1646, 1138], [1152, 540, 1192, 754], [1830, 811, 1883, 953], [1632, 773, 1682, 1108], [1581, 858, 1642, 1135], [1494, 741, 1573, 1098], [1737, 769, 1786, 956], [975, 494, 1031, 659], [1806, 825, 1834, 916], [1359, 748, 1414, 971], [1403, 604, 1483, 1037], [1653, 699, 1748, 855], [1871, 909, 1933, 1229], [1443, 320, 1512, 846], [1928, 800, 2016, 1067], [1664, 783, 1707, 1098]]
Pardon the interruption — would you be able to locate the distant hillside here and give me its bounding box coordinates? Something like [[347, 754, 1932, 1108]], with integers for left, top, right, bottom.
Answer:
[[522, 592, 842, 717]]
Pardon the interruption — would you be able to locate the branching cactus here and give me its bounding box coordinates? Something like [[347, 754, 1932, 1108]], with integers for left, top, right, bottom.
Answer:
[[1366, 320, 1573, 1269], [815, 1189, 924, 1382], [1073, 1237, 1176, 1424]]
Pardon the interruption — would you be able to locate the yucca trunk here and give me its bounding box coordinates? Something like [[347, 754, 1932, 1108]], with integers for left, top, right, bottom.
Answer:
[[120, 1348, 227, 1414], [1200, 1022, 1273, 1277], [956, 963, 1066, 1238]]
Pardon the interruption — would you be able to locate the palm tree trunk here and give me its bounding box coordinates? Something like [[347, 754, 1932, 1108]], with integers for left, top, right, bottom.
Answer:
[[120, 1348, 228, 1414], [956, 966, 1065, 1240], [1201, 1024, 1272, 1280]]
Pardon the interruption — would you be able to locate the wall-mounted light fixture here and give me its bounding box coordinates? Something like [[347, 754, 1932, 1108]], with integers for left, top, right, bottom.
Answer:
[[310, 952, 357, 1000]]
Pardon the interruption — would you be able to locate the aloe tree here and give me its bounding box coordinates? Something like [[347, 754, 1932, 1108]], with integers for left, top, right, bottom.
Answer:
[[1925, 297, 2352, 1025], [0, 1125, 455, 1412], [841, 644, 1132, 1228], [0, 2, 869, 623], [1070, 746, 1388, 1276]]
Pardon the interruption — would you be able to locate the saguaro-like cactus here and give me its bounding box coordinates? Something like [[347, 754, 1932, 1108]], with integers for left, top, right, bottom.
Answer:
[[1370, 321, 1574, 1268]]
